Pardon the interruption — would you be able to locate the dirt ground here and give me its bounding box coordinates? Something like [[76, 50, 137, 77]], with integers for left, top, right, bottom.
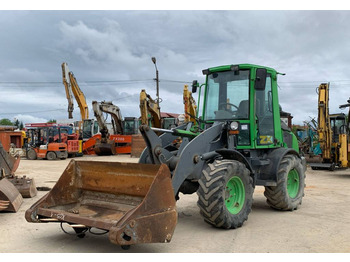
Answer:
[[1, 154, 350, 253]]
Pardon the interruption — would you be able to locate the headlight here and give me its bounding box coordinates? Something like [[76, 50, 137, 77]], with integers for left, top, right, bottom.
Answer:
[[230, 121, 239, 130]]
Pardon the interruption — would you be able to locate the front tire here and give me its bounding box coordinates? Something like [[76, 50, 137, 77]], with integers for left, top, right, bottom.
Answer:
[[197, 160, 254, 229], [264, 154, 305, 211], [46, 151, 57, 160]]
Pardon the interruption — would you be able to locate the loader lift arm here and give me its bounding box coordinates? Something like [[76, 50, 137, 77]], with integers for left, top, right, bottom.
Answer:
[[61, 62, 89, 120]]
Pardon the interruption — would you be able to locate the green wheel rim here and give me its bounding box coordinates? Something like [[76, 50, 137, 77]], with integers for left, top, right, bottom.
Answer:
[[225, 176, 245, 214], [287, 169, 300, 198]]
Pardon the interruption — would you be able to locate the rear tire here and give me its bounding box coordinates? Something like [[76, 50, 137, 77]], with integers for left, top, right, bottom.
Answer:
[[26, 148, 37, 160], [264, 154, 305, 210], [197, 159, 254, 229]]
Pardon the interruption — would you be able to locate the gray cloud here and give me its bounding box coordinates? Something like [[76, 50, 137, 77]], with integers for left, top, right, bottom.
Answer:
[[1, 10, 350, 125]]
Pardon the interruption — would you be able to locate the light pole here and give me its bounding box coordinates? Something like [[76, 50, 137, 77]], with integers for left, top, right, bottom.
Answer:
[[151, 57, 160, 109]]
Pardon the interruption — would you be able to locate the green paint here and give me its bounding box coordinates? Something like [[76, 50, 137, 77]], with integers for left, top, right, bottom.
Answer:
[[225, 176, 245, 214], [173, 129, 198, 138], [287, 169, 300, 198]]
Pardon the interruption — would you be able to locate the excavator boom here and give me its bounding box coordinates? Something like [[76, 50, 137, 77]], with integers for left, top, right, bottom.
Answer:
[[183, 85, 197, 125], [139, 89, 161, 128], [61, 62, 89, 120], [92, 101, 124, 155], [317, 83, 332, 160]]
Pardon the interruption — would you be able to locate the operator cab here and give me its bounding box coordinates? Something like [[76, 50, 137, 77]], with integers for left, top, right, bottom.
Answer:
[[201, 64, 277, 148]]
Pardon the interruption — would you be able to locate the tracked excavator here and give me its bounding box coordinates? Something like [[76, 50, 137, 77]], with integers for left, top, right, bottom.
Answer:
[[62, 62, 98, 144], [26, 64, 306, 249], [92, 101, 123, 155]]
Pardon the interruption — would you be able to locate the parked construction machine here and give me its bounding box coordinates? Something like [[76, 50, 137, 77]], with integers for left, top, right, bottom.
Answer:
[[309, 83, 349, 170], [62, 62, 99, 142], [140, 89, 179, 129], [26, 64, 306, 249], [25, 124, 75, 160], [139, 89, 162, 128], [92, 101, 123, 155]]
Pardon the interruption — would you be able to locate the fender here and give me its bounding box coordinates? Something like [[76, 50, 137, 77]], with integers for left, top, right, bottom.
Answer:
[[215, 148, 253, 173], [260, 147, 301, 184]]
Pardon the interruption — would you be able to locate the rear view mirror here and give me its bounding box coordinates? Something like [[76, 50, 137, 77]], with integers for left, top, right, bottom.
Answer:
[[192, 80, 198, 93], [255, 68, 267, 91]]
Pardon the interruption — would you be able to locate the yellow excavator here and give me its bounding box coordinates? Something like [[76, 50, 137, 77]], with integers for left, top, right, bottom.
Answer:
[[62, 62, 89, 121], [139, 89, 162, 128], [183, 85, 197, 125], [62, 62, 99, 142], [310, 83, 349, 170]]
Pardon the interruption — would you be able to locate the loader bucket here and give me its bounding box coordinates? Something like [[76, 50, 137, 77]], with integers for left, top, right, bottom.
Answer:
[[0, 178, 23, 212], [94, 139, 116, 156], [25, 160, 177, 247]]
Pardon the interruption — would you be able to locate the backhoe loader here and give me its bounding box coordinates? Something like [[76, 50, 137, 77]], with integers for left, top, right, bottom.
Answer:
[[309, 83, 349, 170], [26, 64, 306, 249]]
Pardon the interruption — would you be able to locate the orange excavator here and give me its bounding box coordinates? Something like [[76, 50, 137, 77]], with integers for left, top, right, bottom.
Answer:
[[82, 101, 137, 156]]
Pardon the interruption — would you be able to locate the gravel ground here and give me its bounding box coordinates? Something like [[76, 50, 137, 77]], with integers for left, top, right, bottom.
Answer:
[[1, 154, 350, 253]]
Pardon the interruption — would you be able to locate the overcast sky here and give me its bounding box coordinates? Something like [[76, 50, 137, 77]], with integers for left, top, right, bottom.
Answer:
[[1, 9, 350, 125]]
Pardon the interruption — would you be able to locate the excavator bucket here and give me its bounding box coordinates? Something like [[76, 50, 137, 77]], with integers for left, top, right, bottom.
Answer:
[[94, 139, 116, 156], [0, 178, 23, 212], [0, 141, 37, 198], [0, 141, 20, 175], [7, 176, 37, 198], [25, 160, 177, 247]]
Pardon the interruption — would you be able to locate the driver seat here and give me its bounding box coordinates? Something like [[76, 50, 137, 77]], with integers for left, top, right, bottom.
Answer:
[[237, 100, 249, 119]]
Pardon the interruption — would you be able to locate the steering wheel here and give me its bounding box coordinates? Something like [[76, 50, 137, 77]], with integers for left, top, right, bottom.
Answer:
[[219, 102, 239, 114]]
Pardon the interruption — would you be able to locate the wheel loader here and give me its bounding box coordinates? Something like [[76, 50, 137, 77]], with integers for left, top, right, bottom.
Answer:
[[25, 64, 306, 249]]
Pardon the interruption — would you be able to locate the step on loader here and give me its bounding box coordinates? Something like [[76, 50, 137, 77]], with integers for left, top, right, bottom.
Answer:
[[26, 64, 306, 249]]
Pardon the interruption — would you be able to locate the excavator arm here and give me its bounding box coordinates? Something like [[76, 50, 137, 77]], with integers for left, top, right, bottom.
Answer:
[[139, 89, 161, 128], [183, 85, 197, 125], [61, 62, 89, 120], [317, 83, 332, 160], [62, 63, 74, 119], [92, 101, 124, 155], [92, 101, 123, 139]]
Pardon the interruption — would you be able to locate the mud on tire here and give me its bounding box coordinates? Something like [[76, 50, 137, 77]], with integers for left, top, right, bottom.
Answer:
[[197, 159, 254, 229], [264, 154, 305, 211]]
